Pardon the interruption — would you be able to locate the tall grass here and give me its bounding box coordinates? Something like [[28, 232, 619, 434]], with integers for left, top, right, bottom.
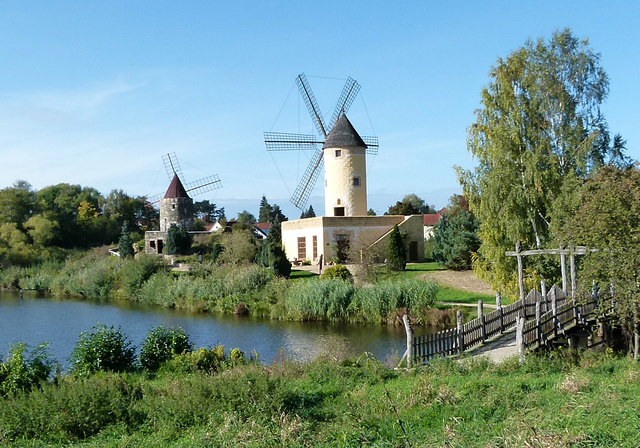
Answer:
[[0, 350, 638, 447]]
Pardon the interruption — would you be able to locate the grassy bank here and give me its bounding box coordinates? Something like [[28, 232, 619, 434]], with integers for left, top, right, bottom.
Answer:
[[0, 253, 441, 324], [0, 349, 638, 447]]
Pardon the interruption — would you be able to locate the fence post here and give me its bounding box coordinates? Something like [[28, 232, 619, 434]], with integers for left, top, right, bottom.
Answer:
[[516, 316, 525, 363], [402, 314, 413, 366], [535, 301, 541, 346], [478, 300, 486, 343], [570, 248, 577, 297], [496, 292, 503, 334], [456, 310, 464, 355], [552, 287, 558, 339], [516, 241, 525, 302]]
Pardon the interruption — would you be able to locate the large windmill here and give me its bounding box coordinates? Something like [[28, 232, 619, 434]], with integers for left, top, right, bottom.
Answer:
[[264, 74, 378, 215]]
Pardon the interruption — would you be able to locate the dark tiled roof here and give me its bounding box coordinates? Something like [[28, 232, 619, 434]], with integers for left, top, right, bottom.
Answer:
[[323, 114, 366, 149], [164, 174, 190, 199]]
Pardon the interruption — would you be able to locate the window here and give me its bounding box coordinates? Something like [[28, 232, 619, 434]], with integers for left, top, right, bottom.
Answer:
[[297, 237, 306, 260], [335, 150, 341, 157], [334, 207, 345, 216], [312, 235, 318, 260], [353, 177, 360, 186]]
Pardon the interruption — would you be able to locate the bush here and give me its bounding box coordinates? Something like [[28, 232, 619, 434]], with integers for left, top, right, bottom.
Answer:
[[0, 343, 55, 396], [139, 325, 193, 371], [121, 255, 165, 298], [70, 324, 136, 376], [320, 264, 353, 282]]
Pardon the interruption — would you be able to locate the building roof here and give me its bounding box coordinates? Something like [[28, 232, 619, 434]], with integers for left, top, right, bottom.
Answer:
[[323, 114, 367, 149], [255, 222, 271, 231], [423, 208, 446, 226], [164, 174, 190, 199]]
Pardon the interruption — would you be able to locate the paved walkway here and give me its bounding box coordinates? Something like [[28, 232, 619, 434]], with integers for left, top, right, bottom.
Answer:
[[465, 327, 518, 363]]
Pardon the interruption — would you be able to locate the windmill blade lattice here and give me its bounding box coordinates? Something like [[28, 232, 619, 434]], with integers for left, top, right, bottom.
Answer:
[[291, 149, 324, 209], [264, 132, 321, 151], [329, 77, 360, 132], [295, 74, 327, 137], [163, 152, 184, 181], [148, 153, 222, 204]]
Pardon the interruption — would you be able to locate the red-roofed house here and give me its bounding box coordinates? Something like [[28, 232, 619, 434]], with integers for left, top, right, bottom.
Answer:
[[423, 208, 446, 240]]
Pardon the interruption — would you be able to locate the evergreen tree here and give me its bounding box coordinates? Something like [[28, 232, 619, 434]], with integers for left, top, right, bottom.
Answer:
[[386, 224, 406, 271], [300, 205, 316, 219], [258, 195, 272, 223], [165, 223, 192, 255], [432, 211, 480, 270], [118, 222, 135, 259]]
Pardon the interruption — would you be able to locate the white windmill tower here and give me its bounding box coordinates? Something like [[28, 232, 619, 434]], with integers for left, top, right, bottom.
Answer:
[[264, 74, 378, 217]]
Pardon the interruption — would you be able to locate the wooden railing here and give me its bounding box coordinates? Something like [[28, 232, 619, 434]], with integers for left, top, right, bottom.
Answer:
[[410, 285, 571, 364], [519, 295, 599, 351]]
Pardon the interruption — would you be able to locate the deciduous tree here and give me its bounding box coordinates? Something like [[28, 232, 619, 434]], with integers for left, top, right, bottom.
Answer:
[[456, 29, 629, 294]]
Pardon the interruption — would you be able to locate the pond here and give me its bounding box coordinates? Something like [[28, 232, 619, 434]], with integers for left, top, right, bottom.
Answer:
[[0, 291, 425, 368]]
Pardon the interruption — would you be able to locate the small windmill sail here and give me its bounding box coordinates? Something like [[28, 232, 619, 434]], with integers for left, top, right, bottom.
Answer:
[[147, 152, 222, 204]]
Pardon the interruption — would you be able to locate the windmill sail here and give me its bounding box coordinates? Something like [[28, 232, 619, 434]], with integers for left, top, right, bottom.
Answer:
[[291, 149, 323, 209], [266, 73, 375, 210]]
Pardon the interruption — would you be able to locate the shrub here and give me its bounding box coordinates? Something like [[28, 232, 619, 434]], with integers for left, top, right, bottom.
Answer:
[[139, 325, 193, 371], [320, 264, 353, 282], [0, 343, 55, 396], [121, 255, 165, 298], [70, 324, 136, 376]]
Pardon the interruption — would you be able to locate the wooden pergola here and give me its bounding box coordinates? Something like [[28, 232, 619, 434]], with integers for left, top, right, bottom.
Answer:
[[506, 242, 593, 301]]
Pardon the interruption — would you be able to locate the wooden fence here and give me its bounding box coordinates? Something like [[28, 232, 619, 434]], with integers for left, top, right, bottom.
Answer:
[[411, 285, 570, 364], [519, 294, 599, 351]]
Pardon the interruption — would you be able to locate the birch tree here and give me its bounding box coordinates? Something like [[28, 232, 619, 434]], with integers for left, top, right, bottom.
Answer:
[[457, 29, 629, 294]]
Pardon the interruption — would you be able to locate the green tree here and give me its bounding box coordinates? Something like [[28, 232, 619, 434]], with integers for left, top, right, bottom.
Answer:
[[386, 194, 434, 215], [236, 210, 256, 226], [267, 242, 291, 278], [0, 182, 35, 226], [24, 214, 60, 248], [118, 222, 135, 259], [432, 211, 480, 270], [165, 223, 192, 255], [557, 166, 640, 355], [217, 229, 257, 265], [258, 195, 272, 223], [456, 29, 629, 294], [194, 200, 223, 223], [386, 224, 406, 271], [300, 205, 316, 219]]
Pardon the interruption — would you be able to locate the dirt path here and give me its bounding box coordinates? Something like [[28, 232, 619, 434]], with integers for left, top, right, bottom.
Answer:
[[421, 270, 494, 295]]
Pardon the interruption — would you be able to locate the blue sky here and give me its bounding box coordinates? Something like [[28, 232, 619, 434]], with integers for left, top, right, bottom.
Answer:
[[1, 1, 639, 220]]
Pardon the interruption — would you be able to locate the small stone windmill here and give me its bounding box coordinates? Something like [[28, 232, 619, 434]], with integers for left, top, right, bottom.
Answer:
[[264, 74, 378, 216], [148, 153, 222, 231]]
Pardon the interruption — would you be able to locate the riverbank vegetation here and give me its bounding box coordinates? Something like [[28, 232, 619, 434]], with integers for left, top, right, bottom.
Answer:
[[0, 336, 638, 447], [0, 250, 440, 324]]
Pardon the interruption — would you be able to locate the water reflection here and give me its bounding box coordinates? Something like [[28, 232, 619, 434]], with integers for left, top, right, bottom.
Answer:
[[0, 292, 419, 368]]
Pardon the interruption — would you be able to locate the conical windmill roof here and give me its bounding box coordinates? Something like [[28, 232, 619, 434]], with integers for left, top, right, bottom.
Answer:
[[164, 174, 190, 199], [323, 114, 367, 149]]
